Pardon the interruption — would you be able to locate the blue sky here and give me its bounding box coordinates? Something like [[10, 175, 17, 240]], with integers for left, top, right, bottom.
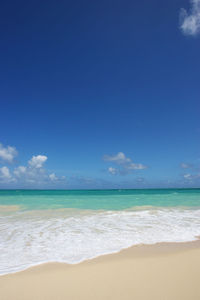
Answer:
[[0, 0, 200, 189]]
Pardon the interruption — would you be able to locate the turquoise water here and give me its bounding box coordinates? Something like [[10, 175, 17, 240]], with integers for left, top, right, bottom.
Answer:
[[0, 189, 200, 210], [0, 189, 200, 275]]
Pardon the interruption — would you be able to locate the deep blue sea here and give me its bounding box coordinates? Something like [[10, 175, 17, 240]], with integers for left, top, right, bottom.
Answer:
[[0, 189, 200, 275]]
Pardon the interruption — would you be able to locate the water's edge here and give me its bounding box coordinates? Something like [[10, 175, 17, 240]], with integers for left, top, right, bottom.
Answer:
[[1, 238, 200, 277]]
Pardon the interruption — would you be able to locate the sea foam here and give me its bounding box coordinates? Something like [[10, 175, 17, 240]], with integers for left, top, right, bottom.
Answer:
[[0, 207, 200, 275]]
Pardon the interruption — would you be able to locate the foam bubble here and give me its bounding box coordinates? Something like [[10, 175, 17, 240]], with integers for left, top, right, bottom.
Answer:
[[0, 207, 200, 275]]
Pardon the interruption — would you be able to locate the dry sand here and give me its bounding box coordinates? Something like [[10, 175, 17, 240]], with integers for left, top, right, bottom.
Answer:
[[1, 241, 200, 300]]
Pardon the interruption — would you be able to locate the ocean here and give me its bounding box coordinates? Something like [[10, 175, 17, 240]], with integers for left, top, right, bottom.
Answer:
[[0, 189, 200, 275]]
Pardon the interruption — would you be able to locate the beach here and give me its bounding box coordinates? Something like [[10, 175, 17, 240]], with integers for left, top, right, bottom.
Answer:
[[1, 241, 200, 300], [1, 189, 200, 299], [1, 189, 200, 275]]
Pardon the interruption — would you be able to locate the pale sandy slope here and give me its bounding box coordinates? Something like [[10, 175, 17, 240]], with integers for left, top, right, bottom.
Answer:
[[1, 242, 200, 300]]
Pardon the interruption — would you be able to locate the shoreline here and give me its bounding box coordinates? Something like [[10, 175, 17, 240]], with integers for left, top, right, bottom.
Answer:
[[1, 240, 200, 299], [1, 238, 200, 277]]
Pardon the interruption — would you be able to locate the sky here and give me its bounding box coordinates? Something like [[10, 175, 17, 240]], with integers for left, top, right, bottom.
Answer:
[[0, 0, 200, 189]]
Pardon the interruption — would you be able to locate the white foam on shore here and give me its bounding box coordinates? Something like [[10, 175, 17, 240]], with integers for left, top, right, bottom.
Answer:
[[0, 207, 200, 275]]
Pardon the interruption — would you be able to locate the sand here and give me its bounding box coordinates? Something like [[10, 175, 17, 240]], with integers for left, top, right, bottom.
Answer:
[[1, 241, 200, 300]]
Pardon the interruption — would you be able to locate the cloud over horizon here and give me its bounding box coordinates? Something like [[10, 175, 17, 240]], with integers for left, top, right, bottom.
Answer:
[[0, 166, 14, 183], [103, 152, 147, 175], [180, 0, 200, 36], [180, 162, 193, 169], [0, 143, 17, 163], [28, 155, 48, 168], [183, 173, 200, 180], [0, 142, 65, 187], [108, 167, 118, 175], [180, 161, 200, 184]]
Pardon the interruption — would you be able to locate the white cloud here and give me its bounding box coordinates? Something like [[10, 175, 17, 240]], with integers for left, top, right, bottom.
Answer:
[[103, 152, 147, 175], [0, 166, 15, 183], [18, 164, 47, 183], [184, 173, 200, 179], [183, 173, 192, 179], [13, 166, 27, 177], [126, 163, 147, 170], [13, 164, 44, 183], [180, 0, 200, 36], [180, 162, 194, 169], [103, 152, 131, 164], [108, 167, 118, 175], [13, 161, 63, 186], [28, 155, 48, 168], [0, 142, 65, 186], [13, 155, 64, 185], [180, 163, 193, 169], [0, 143, 17, 163], [49, 173, 58, 181], [0, 166, 11, 179]]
